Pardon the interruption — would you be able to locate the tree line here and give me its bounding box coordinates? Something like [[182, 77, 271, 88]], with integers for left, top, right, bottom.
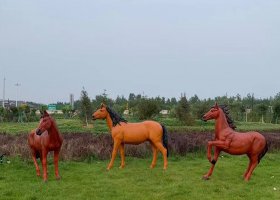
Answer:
[[78, 89, 280, 125], [1, 89, 280, 125]]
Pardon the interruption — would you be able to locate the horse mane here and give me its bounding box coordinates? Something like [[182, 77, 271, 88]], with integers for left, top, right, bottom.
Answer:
[[217, 105, 237, 130], [106, 106, 128, 127]]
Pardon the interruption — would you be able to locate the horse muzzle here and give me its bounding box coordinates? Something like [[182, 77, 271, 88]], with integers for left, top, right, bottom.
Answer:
[[201, 116, 208, 122], [36, 129, 43, 136]]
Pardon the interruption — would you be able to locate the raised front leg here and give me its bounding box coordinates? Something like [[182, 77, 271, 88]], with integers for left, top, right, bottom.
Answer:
[[31, 150, 40, 177], [119, 143, 125, 169], [207, 140, 230, 163], [41, 150, 48, 182], [54, 150, 61, 180], [203, 147, 221, 180], [107, 139, 121, 170]]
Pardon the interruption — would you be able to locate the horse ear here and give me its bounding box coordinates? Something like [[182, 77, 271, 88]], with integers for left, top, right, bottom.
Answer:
[[100, 103, 106, 108], [214, 102, 219, 109], [43, 110, 49, 117]]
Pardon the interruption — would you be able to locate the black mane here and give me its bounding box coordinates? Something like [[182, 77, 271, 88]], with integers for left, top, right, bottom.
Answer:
[[106, 107, 127, 127], [215, 105, 237, 130]]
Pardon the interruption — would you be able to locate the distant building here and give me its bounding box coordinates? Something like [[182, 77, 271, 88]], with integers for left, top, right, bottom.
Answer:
[[70, 94, 74, 110], [123, 109, 129, 115], [159, 110, 169, 115]]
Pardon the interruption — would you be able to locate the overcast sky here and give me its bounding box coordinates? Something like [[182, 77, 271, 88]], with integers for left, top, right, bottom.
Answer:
[[1, 0, 280, 104]]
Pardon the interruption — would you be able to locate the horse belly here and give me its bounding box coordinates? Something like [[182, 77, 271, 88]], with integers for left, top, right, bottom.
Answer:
[[224, 139, 251, 155], [123, 131, 148, 144]]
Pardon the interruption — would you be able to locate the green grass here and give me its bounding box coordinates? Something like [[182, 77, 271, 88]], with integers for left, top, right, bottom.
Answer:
[[0, 154, 279, 200], [1, 118, 280, 135]]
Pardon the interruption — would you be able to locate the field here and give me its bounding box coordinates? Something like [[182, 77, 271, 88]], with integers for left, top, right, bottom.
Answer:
[[0, 154, 279, 200], [1, 118, 280, 134], [1, 119, 280, 200]]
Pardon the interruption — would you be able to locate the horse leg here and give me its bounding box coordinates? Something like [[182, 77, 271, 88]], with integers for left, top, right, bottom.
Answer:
[[119, 143, 125, 169], [207, 140, 230, 163], [154, 142, 168, 170], [243, 156, 252, 179], [150, 143, 158, 169], [54, 150, 61, 180], [31, 150, 40, 176], [41, 150, 48, 182], [203, 147, 220, 180], [107, 139, 121, 170], [244, 156, 258, 181]]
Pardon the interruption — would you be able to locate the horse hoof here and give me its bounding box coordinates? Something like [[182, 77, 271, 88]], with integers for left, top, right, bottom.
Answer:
[[56, 176, 61, 180], [150, 165, 155, 169], [119, 165, 125, 169], [202, 176, 210, 180]]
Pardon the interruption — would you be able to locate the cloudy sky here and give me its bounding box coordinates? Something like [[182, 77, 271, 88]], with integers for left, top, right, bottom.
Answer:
[[0, 0, 279, 104]]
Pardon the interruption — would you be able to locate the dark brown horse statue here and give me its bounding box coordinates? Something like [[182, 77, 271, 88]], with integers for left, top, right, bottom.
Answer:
[[92, 103, 168, 170], [202, 103, 268, 181], [28, 111, 63, 181]]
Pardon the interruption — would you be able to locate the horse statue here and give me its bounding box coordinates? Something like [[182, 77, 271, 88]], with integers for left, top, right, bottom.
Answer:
[[202, 103, 268, 181], [28, 111, 63, 181], [92, 103, 168, 170]]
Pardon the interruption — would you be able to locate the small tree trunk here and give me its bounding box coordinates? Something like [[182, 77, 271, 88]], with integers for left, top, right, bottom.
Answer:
[[85, 115, 88, 126]]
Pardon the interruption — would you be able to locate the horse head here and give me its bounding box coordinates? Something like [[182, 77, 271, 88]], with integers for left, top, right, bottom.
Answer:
[[92, 103, 108, 120], [202, 102, 220, 122], [36, 111, 53, 135]]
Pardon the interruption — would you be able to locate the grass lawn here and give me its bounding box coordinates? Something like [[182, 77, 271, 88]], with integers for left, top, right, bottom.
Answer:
[[0, 154, 279, 200], [1, 118, 280, 135]]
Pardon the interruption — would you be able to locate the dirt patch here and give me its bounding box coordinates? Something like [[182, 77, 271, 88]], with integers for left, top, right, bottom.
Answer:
[[0, 132, 279, 160]]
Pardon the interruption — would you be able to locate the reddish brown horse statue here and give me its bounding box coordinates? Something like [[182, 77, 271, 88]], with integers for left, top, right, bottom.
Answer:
[[202, 103, 268, 181], [28, 111, 63, 181], [92, 103, 168, 170]]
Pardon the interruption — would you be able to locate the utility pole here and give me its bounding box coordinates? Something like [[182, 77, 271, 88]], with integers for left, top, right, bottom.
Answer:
[[2, 77, 5, 108], [15, 83, 21, 107]]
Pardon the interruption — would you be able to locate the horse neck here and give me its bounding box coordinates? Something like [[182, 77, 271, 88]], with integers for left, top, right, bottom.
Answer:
[[48, 122, 61, 143], [215, 110, 230, 137], [105, 114, 113, 132]]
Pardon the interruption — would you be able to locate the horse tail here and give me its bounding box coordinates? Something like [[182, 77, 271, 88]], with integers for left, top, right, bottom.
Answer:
[[161, 124, 169, 157], [258, 140, 268, 164]]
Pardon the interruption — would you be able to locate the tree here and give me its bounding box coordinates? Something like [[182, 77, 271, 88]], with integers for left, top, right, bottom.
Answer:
[[175, 95, 194, 125], [256, 104, 268, 123], [136, 98, 160, 120], [79, 88, 93, 126], [273, 102, 280, 124]]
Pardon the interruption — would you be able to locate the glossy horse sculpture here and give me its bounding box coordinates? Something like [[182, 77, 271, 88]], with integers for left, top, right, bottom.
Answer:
[[92, 103, 168, 170], [28, 111, 63, 181], [202, 103, 268, 181]]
